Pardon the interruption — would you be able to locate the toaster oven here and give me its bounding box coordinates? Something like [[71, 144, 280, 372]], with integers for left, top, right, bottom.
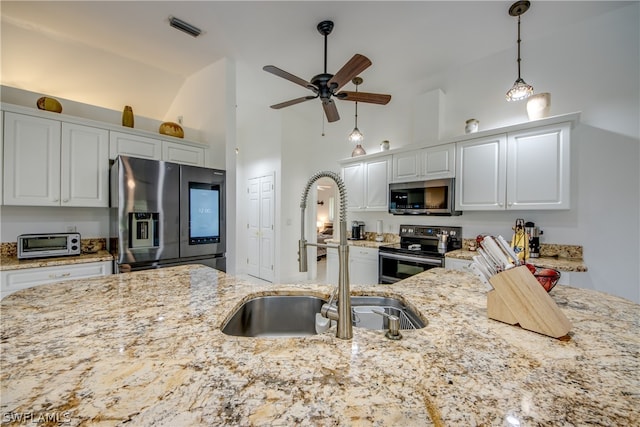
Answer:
[[17, 233, 81, 259]]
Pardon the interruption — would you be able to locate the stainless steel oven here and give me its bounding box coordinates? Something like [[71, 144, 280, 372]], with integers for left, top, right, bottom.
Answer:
[[378, 225, 462, 284]]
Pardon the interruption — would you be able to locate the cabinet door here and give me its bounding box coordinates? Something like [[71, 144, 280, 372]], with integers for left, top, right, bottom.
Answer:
[[455, 135, 507, 211], [423, 144, 455, 179], [61, 123, 109, 207], [109, 131, 161, 160], [162, 140, 205, 166], [3, 112, 61, 206], [507, 123, 570, 210], [392, 150, 421, 182], [349, 247, 379, 284], [342, 162, 364, 210], [1, 261, 112, 300], [364, 157, 391, 210], [444, 257, 472, 272]]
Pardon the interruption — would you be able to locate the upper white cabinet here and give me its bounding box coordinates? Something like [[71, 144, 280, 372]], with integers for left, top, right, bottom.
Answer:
[[506, 123, 571, 210], [392, 143, 455, 182], [424, 144, 456, 179], [109, 131, 205, 166], [456, 122, 571, 211], [109, 131, 161, 161], [3, 112, 109, 207], [455, 134, 507, 210], [341, 155, 391, 211], [162, 140, 205, 167]]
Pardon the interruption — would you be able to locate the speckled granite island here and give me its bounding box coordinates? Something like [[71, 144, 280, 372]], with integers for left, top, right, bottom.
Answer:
[[1, 266, 638, 425]]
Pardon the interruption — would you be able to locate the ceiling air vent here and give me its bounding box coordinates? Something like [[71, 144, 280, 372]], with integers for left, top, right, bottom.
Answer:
[[169, 16, 201, 38]]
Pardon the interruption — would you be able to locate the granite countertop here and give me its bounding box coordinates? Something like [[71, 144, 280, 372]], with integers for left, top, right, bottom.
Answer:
[[446, 249, 589, 272], [1, 266, 637, 425], [0, 250, 113, 271]]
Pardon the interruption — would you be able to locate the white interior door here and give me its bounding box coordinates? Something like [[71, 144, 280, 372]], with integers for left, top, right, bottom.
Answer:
[[247, 173, 275, 282]]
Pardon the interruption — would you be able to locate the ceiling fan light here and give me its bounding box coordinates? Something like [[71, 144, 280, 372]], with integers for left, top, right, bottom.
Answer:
[[348, 127, 364, 143], [506, 78, 534, 101]]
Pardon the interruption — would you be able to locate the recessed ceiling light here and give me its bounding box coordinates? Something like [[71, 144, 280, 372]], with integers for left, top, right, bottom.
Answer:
[[169, 16, 201, 38]]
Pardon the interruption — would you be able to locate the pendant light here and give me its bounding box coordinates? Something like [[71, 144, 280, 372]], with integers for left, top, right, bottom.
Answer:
[[348, 77, 366, 156], [506, 1, 534, 101]]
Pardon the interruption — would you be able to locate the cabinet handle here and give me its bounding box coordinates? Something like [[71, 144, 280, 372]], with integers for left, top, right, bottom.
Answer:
[[49, 272, 71, 279], [63, 199, 69, 203]]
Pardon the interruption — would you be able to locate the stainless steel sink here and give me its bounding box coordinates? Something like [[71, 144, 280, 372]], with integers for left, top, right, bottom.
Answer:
[[351, 296, 426, 330], [221, 295, 327, 337], [221, 294, 426, 337]]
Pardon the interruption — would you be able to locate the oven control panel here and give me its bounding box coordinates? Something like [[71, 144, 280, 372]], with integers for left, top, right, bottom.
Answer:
[[399, 225, 461, 239]]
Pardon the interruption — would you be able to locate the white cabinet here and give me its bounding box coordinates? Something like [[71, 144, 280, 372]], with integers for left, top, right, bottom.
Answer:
[[444, 257, 472, 272], [326, 245, 379, 285], [110, 131, 205, 166], [1, 261, 112, 299], [109, 131, 161, 160], [341, 156, 391, 211], [455, 122, 571, 211], [455, 134, 507, 210], [3, 112, 109, 207], [506, 123, 570, 210], [392, 150, 421, 182], [162, 140, 205, 166], [423, 144, 455, 179], [349, 246, 379, 284], [392, 144, 455, 182]]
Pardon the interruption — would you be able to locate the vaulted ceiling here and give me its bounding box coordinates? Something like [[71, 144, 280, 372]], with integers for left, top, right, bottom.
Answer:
[[1, 1, 630, 119]]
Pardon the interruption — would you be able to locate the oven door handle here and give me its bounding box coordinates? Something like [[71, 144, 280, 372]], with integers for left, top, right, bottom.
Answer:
[[379, 252, 443, 265]]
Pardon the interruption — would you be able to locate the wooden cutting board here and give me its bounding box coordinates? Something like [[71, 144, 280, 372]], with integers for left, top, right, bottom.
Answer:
[[487, 265, 571, 338]]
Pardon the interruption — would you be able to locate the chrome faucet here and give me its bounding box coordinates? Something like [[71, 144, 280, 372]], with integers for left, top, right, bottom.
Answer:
[[299, 171, 352, 339]]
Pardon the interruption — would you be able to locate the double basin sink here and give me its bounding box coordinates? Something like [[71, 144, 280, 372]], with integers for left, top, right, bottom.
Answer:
[[221, 295, 426, 337]]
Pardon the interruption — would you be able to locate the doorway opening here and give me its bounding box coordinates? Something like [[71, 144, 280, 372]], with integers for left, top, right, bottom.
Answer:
[[316, 177, 336, 284]]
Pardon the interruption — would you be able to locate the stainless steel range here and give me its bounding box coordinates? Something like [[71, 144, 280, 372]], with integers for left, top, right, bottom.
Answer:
[[378, 225, 462, 284]]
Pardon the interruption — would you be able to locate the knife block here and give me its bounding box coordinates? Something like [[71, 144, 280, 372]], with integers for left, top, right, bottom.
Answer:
[[487, 265, 571, 338]]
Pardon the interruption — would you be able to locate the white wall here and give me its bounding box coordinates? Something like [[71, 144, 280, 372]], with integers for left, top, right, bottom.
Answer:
[[0, 206, 109, 242], [235, 3, 639, 302], [0, 17, 183, 120]]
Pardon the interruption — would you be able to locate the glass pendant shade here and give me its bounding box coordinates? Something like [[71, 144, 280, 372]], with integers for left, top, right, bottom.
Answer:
[[351, 143, 366, 157], [506, 1, 533, 102], [348, 127, 364, 143], [506, 78, 534, 101]]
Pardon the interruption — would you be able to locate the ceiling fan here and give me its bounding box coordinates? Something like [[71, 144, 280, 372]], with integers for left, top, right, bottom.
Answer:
[[263, 20, 391, 123]]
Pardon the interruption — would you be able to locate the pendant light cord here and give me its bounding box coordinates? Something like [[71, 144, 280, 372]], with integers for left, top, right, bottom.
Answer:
[[517, 15, 522, 79]]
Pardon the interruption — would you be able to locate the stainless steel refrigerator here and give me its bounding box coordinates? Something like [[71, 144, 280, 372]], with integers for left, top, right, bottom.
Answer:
[[109, 156, 226, 273]]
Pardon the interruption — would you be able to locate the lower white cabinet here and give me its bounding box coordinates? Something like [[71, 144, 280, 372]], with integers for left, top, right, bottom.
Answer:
[[444, 257, 472, 272], [326, 246, 379, 285], [0, 261, 112, 299]]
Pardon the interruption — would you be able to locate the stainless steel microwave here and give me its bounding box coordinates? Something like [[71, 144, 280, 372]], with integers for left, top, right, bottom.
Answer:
[[389, 178, 461, 216], [17, 233, 82, 259]]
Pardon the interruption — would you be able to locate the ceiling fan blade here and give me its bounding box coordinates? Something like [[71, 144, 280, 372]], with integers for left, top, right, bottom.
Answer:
[[322, 99, 340, 122], [336, 91, 392, 105], [270, 96, 317, 109], [263, 65, 316, 90], [327, 54, 372, 91]]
